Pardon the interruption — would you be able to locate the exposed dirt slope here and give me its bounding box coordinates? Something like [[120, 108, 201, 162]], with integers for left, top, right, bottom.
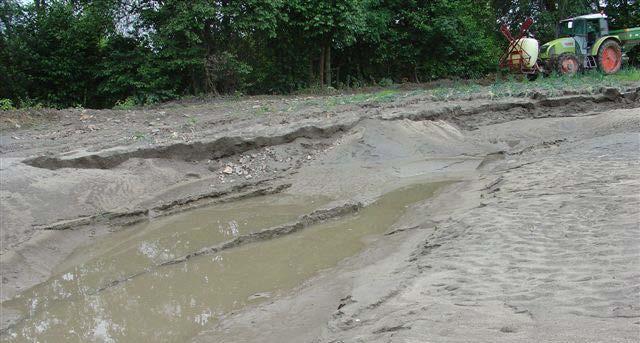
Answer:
[[1, 85, 639, 341]]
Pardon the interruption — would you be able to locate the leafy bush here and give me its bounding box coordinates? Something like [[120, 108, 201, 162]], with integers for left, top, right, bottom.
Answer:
[[378, 78, 394, 87], [17, 98, 44, 109], [0, 99, 15, 111], [2, 1, 636, 108], [113, 97, 137, 110]]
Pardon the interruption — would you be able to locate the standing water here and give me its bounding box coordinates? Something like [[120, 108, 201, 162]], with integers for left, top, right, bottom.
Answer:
[[1, 182, 446, 342]]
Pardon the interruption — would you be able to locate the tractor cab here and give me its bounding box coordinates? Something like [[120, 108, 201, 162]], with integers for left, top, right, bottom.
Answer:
[[557, 13, 609, 55]]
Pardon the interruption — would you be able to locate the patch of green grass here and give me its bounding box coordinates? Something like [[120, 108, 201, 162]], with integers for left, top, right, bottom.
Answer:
[[610, 67, 640, 82], [184, 116, 198, 126], [132, 131, 147, 140], [431, 82, 483, 101], [483, 67, 639, 99], [256, 105, 271, 115], [325, 89, 402, 107]]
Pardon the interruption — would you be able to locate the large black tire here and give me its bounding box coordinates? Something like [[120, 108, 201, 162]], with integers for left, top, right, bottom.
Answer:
[[597, 39, 622, 74], [556, 53, 580, 76]]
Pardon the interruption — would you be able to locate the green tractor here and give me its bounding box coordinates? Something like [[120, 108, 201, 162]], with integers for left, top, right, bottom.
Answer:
[[500, 13, 640, 78]]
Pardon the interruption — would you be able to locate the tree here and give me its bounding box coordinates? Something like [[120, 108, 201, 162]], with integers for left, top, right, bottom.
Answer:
[[3, 0, 633, 108], [286, 0, 366, 87]]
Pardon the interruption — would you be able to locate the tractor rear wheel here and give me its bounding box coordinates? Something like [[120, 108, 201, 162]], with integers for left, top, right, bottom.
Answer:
[[597, 40, 622, 74], [556, 54, 580, 76]]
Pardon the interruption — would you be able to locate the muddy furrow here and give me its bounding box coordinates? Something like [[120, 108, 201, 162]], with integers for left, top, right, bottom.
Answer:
[[23, 89, 640, 235], [34, 180, 289, 231], [58, 202, 360, 297], [169, 201, 361, 262], [21, 89, 638, 171], [380, 88, 640, 128], [23, 122, 357, 170], [93, 201, 362, 293], [1, 199, 363, 334]]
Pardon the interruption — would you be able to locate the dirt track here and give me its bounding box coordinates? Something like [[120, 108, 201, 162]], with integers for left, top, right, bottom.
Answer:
[[1, 84, 639, 341]]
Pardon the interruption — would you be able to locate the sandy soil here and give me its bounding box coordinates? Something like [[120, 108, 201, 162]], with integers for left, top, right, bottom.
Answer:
[[189, 106, 640, 343], [1, 84, 639, 341]]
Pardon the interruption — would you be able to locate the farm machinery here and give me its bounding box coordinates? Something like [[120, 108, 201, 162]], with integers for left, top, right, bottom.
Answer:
[[500, 13, 640, 79]]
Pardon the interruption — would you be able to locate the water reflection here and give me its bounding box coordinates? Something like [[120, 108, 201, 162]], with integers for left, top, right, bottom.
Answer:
[[2, 183, 445, 342]]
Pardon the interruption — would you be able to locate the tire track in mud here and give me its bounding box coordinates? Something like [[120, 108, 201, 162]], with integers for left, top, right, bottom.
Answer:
[[93, 201, 362, 293], [23, 89, 640, 244], [1, 200, 364, 334], [24, 122, 358, 170], [382, 88, 640, 129], [22, 88, 639, 171], [34, 179, 290, 231]]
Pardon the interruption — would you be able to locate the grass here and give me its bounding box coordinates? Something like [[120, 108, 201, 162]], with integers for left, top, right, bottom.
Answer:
[[132, 131, 147, 140], [610, 67, 640, 81], [289, 67, 638, 110], [255, 105, 271, 115], [325, 89, 402, 107], [429, 66, 640, 101], [430, 83, 482, 101], [183, 116, 198, 127]]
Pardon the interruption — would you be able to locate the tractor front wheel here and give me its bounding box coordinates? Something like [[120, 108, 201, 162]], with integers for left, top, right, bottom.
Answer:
[[556, 54, 580, 76], [597, 40, 622, 74]]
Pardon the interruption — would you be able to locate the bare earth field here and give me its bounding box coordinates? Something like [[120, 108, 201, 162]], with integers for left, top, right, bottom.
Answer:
[[1, 81, 639, 342]]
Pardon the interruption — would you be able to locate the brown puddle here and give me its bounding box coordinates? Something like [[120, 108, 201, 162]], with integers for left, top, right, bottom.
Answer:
[[1, 182, 445, 342]]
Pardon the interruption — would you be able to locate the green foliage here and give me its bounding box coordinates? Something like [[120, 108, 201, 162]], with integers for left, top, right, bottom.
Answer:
[[486, 67, 640, 98], [1, 0, 638, 109], [0, 98, 15, 111], [378, 78, 393, 87], [255, 105, 272, 115], [326, 89, 400, 107], [184, 116, 199, 127], [132, 131, 147, 141], [113, 97, 137, 110], [608, 66, 640, 81]]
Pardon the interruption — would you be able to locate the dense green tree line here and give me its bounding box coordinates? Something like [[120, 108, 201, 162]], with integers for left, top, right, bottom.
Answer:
[[0, 0, 638, 108]]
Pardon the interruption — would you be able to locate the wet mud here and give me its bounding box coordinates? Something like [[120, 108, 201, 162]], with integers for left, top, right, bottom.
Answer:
[[2, 183, 444, 342], [1, 85, 638, 342]]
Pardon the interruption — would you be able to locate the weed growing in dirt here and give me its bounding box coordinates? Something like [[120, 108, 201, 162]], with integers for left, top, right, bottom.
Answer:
[[325, 89, 401, 107], [256, 105, 271, 115], [485, 67, 639, 99], [132, 131, 147, 140], [0, 99, 15, 111], [114, 97, 137, 110], [611, 67, 640, 82], [14, 98, 45, 110], [431, 83, 482, 100], [185, 117, 198, 126]]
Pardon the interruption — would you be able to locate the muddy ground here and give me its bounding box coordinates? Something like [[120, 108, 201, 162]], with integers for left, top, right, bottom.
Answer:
[[1, 82, 639, 342]]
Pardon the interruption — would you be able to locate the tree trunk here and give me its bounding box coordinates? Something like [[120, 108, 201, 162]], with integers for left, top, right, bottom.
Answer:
[[541, 0, 557, 12], [34, 0, 46, 15], [191, 66, 198, 95], [319, 46, 325, 87], [324, 42, 331, 87], [309, 58, 315, 86]]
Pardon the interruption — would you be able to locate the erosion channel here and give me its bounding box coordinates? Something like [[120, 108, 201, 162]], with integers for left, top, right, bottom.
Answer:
[[1, 88, 639, 342]]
